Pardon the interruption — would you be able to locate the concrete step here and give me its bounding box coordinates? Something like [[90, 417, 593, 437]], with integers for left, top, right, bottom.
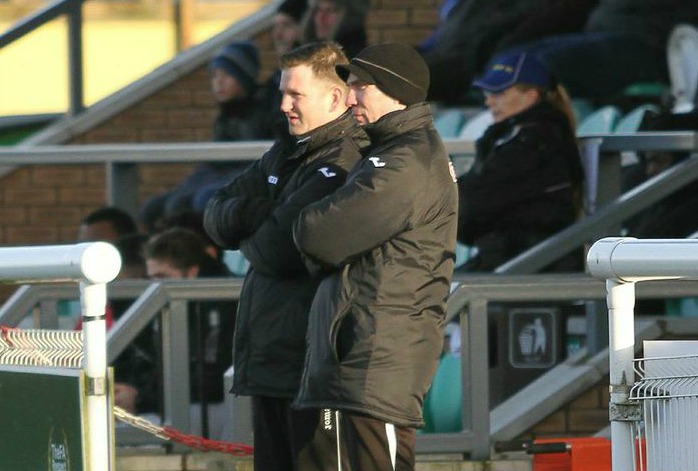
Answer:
[[115, 449, 533, 471]]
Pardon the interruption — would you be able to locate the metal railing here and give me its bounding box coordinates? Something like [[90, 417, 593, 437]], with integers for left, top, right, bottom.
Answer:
[[1, 131, 694, 269], [0, 130, 697, 458], [0, 138, 475, 215], [4, 275, 698, 459]]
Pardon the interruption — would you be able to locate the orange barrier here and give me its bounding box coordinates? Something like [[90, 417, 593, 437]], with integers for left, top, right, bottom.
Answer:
[[530, 437, 611, 471]]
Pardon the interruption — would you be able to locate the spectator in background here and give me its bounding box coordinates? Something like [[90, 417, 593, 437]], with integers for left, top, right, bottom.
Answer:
[[112, 233, 149, 280], [500, 0, 698, 99], [78, 206, 137, 242], [625, 110, 698, 238], [457, 52, 584, 272], [302, 0, 368, 58], [273, 0, 308, 57], [151, 210, 224, 262], [139, 41, 267, 232], [418, 0, 599, 104], [203, 42, 367, 471], [141, 227, 237, 438], [260, 0, 308, 139]]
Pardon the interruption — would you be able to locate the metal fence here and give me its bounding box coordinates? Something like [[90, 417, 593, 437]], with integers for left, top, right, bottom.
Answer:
[[5, 274, 698, 458]]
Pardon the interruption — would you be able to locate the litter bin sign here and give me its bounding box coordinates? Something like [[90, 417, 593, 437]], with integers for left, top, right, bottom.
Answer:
[[509, 308, 557, 368]]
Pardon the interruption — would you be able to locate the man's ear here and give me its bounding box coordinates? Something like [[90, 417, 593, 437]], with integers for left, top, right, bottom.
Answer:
[[330, 85, 346, 112]]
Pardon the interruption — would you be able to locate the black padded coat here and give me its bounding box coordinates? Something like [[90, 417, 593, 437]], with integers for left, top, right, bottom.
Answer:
[[203, 111, 368, 398], [457, 101, 583, 272], [293, 103, 458, 427]]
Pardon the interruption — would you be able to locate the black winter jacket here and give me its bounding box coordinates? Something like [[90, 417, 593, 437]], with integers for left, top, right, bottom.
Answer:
[[203, 111, 368, 398], [457, 101, 583, 272], [293, 103, 458, 427]]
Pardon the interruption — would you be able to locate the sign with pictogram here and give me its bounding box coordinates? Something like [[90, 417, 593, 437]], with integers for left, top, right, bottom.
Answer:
[[509, 308, 557, 368]]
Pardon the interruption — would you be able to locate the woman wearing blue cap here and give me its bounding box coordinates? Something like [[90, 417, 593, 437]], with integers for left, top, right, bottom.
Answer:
[[457, 51, 584, 272]]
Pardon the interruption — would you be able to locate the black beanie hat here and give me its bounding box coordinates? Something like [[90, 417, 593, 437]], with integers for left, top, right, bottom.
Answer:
[[336, 43, 429, 106], [277, 0, 307, 23], [210, 41, 260, 94]]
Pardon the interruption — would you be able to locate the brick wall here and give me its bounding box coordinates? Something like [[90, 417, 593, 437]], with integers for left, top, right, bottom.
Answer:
[[0, 0, 441, 247], [519, 381, 610, 441]]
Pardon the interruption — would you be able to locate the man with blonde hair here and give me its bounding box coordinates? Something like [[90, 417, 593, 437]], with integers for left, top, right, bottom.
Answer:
[[203, 41, 367, 471]]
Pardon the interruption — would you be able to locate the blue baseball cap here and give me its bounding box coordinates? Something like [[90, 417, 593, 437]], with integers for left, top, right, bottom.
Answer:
[[473, 52, 553, 93]]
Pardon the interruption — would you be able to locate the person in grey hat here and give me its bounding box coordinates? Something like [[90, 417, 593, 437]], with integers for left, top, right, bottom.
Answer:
[[292, 43, 458, 470]]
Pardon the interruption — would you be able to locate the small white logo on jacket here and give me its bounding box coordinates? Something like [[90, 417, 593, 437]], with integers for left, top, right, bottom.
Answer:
[[318, 167, 336, 178], [323, 409, 333, 431], [368, 156, 386, 167], [268, 175, 279, 184]]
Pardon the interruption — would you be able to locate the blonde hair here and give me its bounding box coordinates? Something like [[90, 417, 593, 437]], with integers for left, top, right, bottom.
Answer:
[[279, 41, 348, 88], [544, 84, 576, 131]]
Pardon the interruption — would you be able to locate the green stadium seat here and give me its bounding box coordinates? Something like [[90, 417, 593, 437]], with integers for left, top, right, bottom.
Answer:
[[458, 110, 493, 140], [434, 109, 467, 138], [577, 105, 622, 135], [614, 104, 660, 133], [571, 99, 595, 125], [620, 82, 669, 99], [422, 353, 463, 433]]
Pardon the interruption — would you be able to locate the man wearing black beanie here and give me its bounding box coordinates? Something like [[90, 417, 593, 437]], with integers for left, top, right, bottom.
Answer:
[[293, 43, 458, 470]]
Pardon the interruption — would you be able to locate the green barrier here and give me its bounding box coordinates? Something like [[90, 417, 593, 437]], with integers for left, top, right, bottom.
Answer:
[[0, 366, 86, 470], [0, 123, 45, 146]]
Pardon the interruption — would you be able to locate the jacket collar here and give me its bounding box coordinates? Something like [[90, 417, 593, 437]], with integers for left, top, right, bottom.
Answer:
[[288, 110, 363, 160], [363, 102, 433, 145]]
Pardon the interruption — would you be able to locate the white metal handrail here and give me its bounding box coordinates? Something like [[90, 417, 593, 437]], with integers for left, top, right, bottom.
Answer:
[[587, 237, 698, 471], [0, 242, 121, 471]]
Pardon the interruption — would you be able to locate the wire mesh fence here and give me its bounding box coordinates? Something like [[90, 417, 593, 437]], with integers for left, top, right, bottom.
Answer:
[[631, 354, 698, 470]]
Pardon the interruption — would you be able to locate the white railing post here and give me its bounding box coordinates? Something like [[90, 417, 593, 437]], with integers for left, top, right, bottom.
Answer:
[[81, 280, 111, 470], [0, 242, 120, 471], [587, 237, 698, 471], [606, 278, 636, 471]]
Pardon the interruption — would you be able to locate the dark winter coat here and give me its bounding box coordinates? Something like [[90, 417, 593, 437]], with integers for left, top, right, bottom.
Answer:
[[203, 111, 368, 398], [457, 101, 583, 272], [293, 103, 458, 428]]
